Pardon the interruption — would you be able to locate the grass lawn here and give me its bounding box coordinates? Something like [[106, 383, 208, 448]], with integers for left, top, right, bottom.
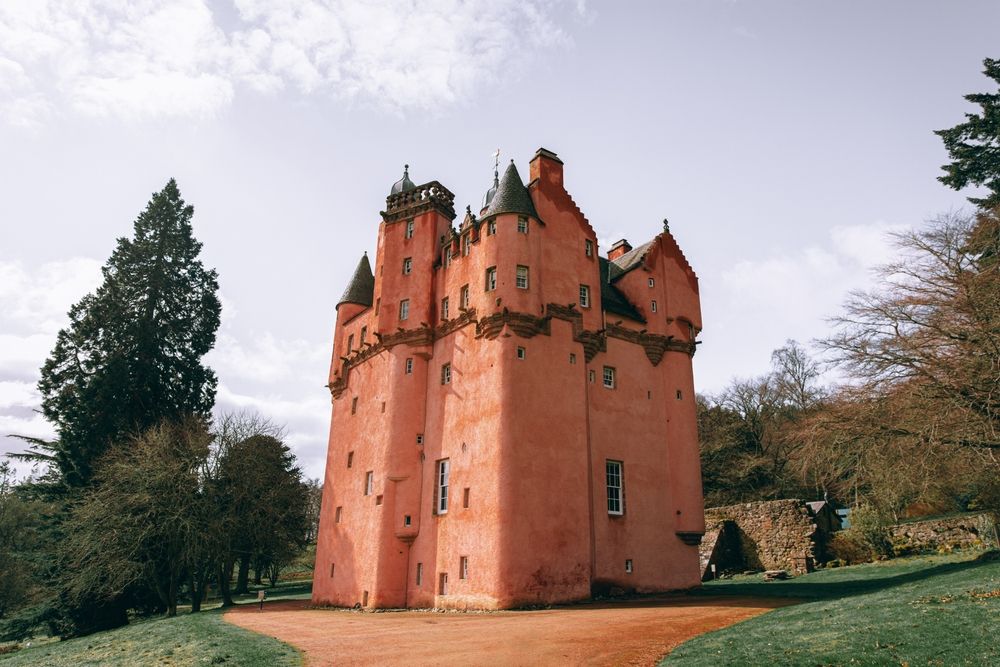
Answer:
[[0, 580, 312, 666], [664, 550, 1000, 666]]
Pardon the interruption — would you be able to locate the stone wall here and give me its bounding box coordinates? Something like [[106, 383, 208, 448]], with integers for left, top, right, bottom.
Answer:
[[889, 512, 999, 552], [701, 500, 817, 575]]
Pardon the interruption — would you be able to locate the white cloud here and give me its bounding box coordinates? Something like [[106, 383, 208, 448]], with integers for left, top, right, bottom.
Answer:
[[208, 330, 328, 384], [0, 380, 39, 409], [0, 0, 581, 125]]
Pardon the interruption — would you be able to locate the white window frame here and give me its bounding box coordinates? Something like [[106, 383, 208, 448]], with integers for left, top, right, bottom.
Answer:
[[460, 285, 470, 309], [405, 219, 414, 239], [399, 299, 410, 320], [462, 234, 471, 256], [487, 219, 497, 235], [651, 300, 657, 313], [460, 556, 469, 580], [579, 284, 591, 308], [443, 248, 452, 267], [405, 357, 413, 374], [436, 458, 450, 514], [603, 366, 616, 389], [606, 460, 623, 515], [517, 216, 528, 234], [648, 278, 655, 288], [441, 363, 451, 385], [516, 346, 526, 360], [485, 267, 497, 291], [441, 296, 450, 320], [402, 257, 412, 274], [585, 239, 593, 257], [516, 265, 529, 290], [364, 470, 374, 496]]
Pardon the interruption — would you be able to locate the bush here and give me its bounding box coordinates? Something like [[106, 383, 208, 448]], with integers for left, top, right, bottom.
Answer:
[[827, 531, 874, 565], [850, 504, 893, 557]]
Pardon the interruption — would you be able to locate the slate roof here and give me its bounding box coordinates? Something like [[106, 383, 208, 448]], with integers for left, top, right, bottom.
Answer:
[[485, 161, 538, 219], [599, 257, 645, 322], [607, 240, 654, 281], [337, 253, 375, 308], [481, 170, 499, 210], [390, 165, 416, 195]]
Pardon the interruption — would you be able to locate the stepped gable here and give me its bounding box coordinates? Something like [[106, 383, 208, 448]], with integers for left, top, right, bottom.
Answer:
[[337, 253, 374, 308]]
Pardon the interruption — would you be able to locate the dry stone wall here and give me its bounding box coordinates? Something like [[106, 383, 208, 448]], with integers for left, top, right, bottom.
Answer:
[[702, 500, 817, 575], [889, 512, 999, 552]]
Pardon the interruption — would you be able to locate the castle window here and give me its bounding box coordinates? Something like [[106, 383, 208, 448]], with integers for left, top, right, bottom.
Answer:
[[625, 559, 633, 573], [487, 219, 496, 235], [462, 234, 471, 256], [651, 300, 657, 313], [569, 353, 577, 364], [439, 572, 448, 595], [579, 284, 591, 308], [485, 266, 497, 291], [435, 459, 450, 514], [375, 297, 380, 315], [648, 278, 655, 288], [405, 357, 413, 374], [441, 363, 452, 385], [460, 556, 469, 580], [351, 397, 358, 414], [443, 248, 452, 267], [463, 487, 470, 508], [606, 460, 624, 515], [364, 471, 374, 496], [603, 366, 616, 389], [405, 218, 414, 239], [516, 265, 529, 289], [585, 239, 594, 257], [404, 514, 412, 527], [381, 401, 386, 413], [330, 563, 335, 578], [517, 216, 528, 233], [335, 506, 342, 523], [516, 346, 526, 360], [360, 326, 367, 343], [441, 296, 450, 320], [589, 370, 596, 383], [402, 257, 412, 275], [416, 434, 424, 445], [399, 299, 410, 320], [416, 562, 423, 585], [460, 284, 470, 309], [347, 451, 354, 468], [676, 389, 683, 400], [375, 494, 383, 506], [346, 334, 354, 353]]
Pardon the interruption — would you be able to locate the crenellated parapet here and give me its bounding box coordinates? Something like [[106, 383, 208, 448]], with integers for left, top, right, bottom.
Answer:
[[381, 181, 456, 223]]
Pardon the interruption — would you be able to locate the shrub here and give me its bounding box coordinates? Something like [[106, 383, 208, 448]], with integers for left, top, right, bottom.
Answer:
[[827, 531, 874, 564], [850, 504, 893, 557]]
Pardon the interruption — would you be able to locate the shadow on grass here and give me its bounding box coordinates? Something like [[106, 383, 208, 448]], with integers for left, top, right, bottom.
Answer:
[[692, 553, 995, 603]]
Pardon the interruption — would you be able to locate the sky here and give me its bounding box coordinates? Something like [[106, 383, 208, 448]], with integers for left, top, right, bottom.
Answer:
[[1, 0, 997, 481]]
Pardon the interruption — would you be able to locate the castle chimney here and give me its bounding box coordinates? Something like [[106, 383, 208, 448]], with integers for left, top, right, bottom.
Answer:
[[529, 147, 564, 188], [608, 239, 632, 261]]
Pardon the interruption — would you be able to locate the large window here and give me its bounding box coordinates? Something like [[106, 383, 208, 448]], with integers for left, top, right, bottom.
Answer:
[[436, 459, 450, 514], [462, 234, 471, 256], [606, 460, 623, 515], [402, 257, 412, 274], [517, 216, 528, 234], [485, 266, 497, 291], [516, 265, 529, 289], [487, 219, 496, 235], [405, 218, 414, 239], [579, 284, 591, 308], [460, 284, 470, 309], [585, 239, 594, 257], [399, 299, 410, 320], [441, 296, 450, 320], [603, 366, 616, 389]]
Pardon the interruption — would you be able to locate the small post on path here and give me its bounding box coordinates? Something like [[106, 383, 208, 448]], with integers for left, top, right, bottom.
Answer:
[[258, 590, 266, 612]]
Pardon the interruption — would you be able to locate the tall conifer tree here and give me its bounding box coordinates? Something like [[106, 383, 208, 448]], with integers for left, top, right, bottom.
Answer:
[[38, 179, 221, 487]]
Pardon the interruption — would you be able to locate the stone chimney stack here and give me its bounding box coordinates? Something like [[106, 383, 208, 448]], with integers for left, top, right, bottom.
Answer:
[[608, 239, 633, 261], [529, 147, 564, 189]]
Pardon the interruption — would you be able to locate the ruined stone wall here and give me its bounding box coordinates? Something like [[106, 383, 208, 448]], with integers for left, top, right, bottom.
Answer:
[[703, 500, 816, 574], [889, 512, 999, 553]]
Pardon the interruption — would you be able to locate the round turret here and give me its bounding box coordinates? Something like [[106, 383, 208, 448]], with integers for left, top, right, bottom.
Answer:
[[481, 169, 499, 210], [390, 165, 416, 195]]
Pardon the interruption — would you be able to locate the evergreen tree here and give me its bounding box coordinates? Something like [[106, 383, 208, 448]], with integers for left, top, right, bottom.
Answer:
[[38, 179, 221, 487], [936, 58, 1000, 209]]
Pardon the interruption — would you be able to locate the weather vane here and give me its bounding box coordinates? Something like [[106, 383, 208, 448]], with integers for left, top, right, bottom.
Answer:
[[492, 148, 501, 174]]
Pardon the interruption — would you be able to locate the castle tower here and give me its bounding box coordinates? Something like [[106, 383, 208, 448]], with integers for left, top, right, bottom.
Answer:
[[313, 148, 705, 609]]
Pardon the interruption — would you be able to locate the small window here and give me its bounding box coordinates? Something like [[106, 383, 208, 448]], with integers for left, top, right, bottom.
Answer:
[[569, 353, 577, 365], [441, 363, 451, 385], [375, 494, 383, 506], [441, 297, 450, 320], [603, 366, 616, 389], [625, 559, 633, 573], [405, 218, 414, 239], [375, 297, 380, 315], [485, 266, 497, 291], [516, 265, 529, 289], [330, 563, 335, 578], [589, 370, 596, 383], [399, 299, 410, 320], [647, 390, 652, 400], [335, 506, 343, 523], [443, 248, 452, 267], [347, 451, 354, 468], [487, 219, 496, 235], [460, 556, 469, 580], [517, 216, 528, 234], [405, 357, 413, 374], [436, 459, 450, 514], [416, 433, 424, 445], [381, 401, 386, 413], [346, 334, 354, 352], [516, 346, 526, 360], [676, 389, 683, 400], [351, 396, 358, 414], [439, 572, 448, 595], [416, 562, 423, 585], [651, 300, 657, 313], [585, 239, 594, 257], [579, 284, 591, 308], [648, 278, 655, 288], [463, 487, 470, 508], [403, 257, 412, 275], [462, 234, 471, 256], [360, 326, 367, 344], [364, 471, 374, 496], [404, 514, 412, 527], [607, 460, 623, 515], [460, 285, 470, 309]]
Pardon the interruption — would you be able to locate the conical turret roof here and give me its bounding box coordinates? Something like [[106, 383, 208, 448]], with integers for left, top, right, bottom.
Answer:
[[481, 169, 499, 210], [337, 253, 375, 308], [484, 161, 538, 219], [390, 165, 416, 195]]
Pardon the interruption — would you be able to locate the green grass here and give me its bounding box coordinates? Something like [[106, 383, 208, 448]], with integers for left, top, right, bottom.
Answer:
[[0, 579, 313, 666], [664, 550, 1000, 666]]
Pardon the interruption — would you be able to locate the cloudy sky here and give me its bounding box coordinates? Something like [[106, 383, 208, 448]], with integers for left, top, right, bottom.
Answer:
[[1, 0, 997, 480]]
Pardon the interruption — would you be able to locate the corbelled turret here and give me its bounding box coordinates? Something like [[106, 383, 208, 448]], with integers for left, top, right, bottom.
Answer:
[[337, 253, 374, 309], [484, 160, 538, 220]]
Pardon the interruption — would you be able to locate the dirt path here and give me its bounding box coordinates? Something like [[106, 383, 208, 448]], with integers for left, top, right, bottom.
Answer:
[[225, 595, 793, 666]]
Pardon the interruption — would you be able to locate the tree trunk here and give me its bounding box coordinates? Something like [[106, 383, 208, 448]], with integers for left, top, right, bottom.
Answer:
[[167, 571, 178, 617], [190, 572, 201, 613], [235, 555, 251, 595], [253, 561, 263, 586], [218, 557, 235, 608]]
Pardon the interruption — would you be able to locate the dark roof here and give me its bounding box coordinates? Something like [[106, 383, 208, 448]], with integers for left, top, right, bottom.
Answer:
[[390, 165, 416, 195], [599, 258, 645, 322], [608, 240, 654, 281], [337, 253, 374, 308], [485, 161, 538, 219], [481, 170, 499, 210]]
